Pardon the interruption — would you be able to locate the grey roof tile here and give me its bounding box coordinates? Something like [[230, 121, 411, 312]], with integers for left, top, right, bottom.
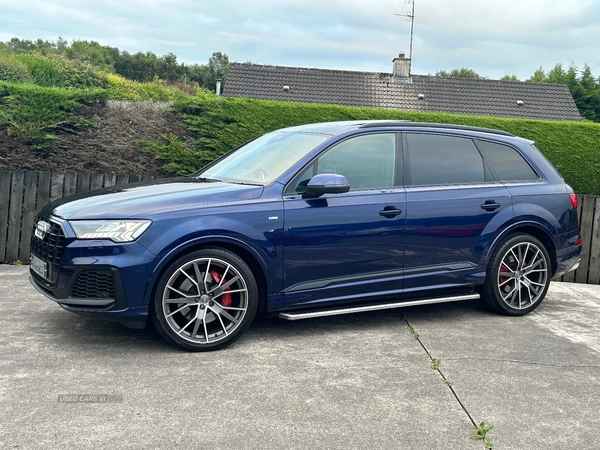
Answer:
[[223, 63, 581, 121]]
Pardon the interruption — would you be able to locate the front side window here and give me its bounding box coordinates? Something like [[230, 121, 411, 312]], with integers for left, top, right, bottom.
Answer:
[[287, 133, 397, 193], [405, 133, 488, 186]]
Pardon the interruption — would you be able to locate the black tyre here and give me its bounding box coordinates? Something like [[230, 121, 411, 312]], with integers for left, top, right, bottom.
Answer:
[[481, 233, 551, 315], [151, 248, 258, 351]]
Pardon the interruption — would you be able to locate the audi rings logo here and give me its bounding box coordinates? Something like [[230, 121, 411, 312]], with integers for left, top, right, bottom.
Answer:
[[35, 220, 52, 240]]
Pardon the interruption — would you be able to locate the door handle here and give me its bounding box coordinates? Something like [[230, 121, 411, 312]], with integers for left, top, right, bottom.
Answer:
[[480, 200, 501, 211], [379, 206, 403, 218]]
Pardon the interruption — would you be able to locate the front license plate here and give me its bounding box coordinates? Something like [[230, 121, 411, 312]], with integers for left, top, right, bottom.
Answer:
[[30, 254, 48, 280]]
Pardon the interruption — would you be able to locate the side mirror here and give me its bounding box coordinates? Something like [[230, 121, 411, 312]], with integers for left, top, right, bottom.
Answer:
[[303, 173, 350, 198]]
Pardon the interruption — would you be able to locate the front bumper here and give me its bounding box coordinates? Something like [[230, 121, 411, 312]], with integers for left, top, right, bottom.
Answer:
[[29, 217, 158, 326], [30, 275, 149, 328]]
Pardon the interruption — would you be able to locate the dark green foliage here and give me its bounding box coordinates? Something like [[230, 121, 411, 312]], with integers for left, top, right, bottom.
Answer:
[[65, 40, 119, 72], [158, 94, 600, 195], [203, 52, 229, 93], [114, 51, 182, 82], [526, 63, 600, 122], [138, 133, 220, 176], [0, 82, 107, 148], [4, 37, 57, 54]]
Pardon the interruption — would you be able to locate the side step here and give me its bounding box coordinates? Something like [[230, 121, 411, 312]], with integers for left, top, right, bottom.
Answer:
[[278, 293, 480, 321]]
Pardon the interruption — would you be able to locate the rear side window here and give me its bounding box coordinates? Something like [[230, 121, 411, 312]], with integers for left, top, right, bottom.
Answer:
[[476, 140, 539, 182], [405, 133, 487, 186]]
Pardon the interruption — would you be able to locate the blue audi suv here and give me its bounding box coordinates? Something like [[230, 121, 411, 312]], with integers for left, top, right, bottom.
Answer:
[[29, 121, 582, 351]]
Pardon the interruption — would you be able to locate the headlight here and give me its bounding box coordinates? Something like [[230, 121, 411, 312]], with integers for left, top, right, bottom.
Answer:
[[69, 220, 152, 242]]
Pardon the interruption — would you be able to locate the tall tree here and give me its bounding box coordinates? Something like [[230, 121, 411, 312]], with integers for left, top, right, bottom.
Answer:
[[436, 68, 486, 79], [527, 66, 546, 82], [527, 63, 600, 122], [65, 40, 118, 72], [203, 52, 230, 92]]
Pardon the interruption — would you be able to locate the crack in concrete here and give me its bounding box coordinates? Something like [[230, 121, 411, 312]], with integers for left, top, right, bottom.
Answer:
[[401, 313, 480, 432], [444, 356, 600, 368]]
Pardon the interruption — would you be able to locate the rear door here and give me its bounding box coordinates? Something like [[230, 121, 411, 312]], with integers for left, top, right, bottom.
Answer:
[[402, 132, 512, 291]]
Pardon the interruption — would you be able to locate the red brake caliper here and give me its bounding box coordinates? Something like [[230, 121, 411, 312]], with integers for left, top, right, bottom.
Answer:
[[210, 270, 232, 307], [499, 263, 510, 285]]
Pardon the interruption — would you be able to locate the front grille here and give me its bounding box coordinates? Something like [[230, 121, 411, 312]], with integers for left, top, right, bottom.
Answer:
[[30, 216, 66, 284], [71, 270, 115, 299]]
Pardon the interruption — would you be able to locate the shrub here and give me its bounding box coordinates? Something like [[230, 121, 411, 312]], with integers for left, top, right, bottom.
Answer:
[[0, 81, 107, 148], [16, 54, 108, 89], [161, 79, 199, 96], [106, 73, 191, 102], [0, 54, 32, 83], [138, 133, 219, 176], [106, 73, 142, 101]]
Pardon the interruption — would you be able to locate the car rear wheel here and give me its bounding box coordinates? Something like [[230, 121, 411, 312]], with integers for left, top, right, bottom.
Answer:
[[481, 233, 551, 315], [151, 248, 258, 351]]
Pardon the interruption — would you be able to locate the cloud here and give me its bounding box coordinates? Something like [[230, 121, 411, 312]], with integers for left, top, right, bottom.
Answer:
[[0, 0, 597, 80]]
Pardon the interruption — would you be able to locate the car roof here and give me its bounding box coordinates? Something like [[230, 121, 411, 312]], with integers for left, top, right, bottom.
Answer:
[[279, 120, 521, 140]]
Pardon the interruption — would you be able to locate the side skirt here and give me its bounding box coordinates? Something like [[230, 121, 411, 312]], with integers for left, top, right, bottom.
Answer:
[[278, 293, 480, 321]]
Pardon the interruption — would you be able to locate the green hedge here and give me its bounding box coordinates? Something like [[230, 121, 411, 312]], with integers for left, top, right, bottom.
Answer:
[[1, 79, 597, 195], [152, 93, 600, 195], [0, 82, 107, 148]]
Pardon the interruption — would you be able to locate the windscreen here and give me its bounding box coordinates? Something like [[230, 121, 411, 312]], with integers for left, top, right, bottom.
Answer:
[[198, 131, 329, 185]]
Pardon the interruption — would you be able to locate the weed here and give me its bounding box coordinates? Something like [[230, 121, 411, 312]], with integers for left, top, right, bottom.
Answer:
[[406, 324, 419, 340], [431, 358, 442, 370], [471, 421, 494, 449]]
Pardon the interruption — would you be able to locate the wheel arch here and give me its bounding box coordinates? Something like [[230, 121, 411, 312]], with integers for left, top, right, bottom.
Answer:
[[484, 222, 558, 276], [144, 236, 272, 313]]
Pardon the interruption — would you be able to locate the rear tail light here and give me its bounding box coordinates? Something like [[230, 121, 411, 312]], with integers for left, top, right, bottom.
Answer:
[[569, 193, 578, 209], [575, 238, 583, 247]]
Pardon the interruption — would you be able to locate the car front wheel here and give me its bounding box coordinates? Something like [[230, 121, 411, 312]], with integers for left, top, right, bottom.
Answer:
[[151, 248, 258, 351], [481, 233, 551, 315]]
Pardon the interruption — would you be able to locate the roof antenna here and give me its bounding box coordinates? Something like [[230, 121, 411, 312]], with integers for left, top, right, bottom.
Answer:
[[395, 0, 415, 62]]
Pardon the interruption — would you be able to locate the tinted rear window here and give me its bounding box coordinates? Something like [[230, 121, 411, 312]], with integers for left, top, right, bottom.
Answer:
[[405, 133, 486, 186], [476, 140, 539, 182]]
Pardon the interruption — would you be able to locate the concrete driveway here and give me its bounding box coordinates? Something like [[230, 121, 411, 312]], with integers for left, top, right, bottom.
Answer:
[[1, 265, 599, 449]]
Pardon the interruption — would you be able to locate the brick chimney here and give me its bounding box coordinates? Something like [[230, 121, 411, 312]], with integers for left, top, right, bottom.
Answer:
[[392, 53, 411, 83]]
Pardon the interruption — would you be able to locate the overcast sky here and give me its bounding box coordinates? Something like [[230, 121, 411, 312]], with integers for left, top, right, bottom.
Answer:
[[1, 0, 599, 80]]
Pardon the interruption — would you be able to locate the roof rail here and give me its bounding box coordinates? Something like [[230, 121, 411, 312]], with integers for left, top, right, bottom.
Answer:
[[358, 121, 514, 137]]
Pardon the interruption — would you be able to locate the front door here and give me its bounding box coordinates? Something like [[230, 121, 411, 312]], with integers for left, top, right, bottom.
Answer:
[[282, 133, 406, 309]]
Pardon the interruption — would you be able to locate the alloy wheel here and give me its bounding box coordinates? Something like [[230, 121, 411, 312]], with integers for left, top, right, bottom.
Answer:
[[162, 257, 249, 344], [497, 241, 548, 310]]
